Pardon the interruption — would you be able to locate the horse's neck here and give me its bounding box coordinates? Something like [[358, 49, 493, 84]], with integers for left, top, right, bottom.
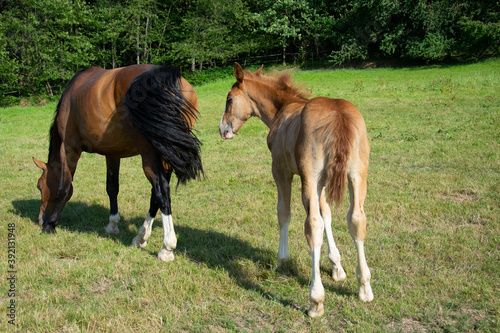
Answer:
[[48, 123, 73, 179]]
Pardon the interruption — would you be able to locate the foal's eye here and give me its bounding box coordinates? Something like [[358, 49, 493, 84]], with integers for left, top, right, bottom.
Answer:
[[227, 96, 233, 103]]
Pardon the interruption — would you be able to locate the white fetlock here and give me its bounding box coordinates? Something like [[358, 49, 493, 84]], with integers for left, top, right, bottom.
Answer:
[[105, 214, 120, 234], [157, 248, 175, 262]]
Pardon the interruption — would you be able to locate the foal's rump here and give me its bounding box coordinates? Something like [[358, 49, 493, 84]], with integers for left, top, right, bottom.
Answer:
[[299, 97, 367, 206]]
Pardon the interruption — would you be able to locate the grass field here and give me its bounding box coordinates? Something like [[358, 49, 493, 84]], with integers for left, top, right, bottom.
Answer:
[[1, 59, 499, 332]]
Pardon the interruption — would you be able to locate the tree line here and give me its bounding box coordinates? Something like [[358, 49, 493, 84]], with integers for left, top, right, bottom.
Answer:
[[1, 0, 499, 97]]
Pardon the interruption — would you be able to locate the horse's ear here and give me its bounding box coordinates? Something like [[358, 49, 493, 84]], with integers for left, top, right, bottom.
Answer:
[[279, 73, 292, 87], [33, 157, 47, 171], [254, 64, 264, 76], [234, 62, 244, 82]]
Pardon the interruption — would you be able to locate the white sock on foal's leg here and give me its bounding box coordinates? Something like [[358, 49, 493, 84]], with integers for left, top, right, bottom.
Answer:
[[157, 213, 177, 262], [131, 213, 154, 248], [105, 213, 120, 234], [355, 239, 374, 302]]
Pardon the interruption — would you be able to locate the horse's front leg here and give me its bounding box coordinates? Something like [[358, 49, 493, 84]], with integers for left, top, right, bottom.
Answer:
[[105, 157, 121, 234]]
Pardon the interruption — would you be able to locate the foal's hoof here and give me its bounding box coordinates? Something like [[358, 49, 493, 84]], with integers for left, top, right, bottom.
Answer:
[[359, 283, 374, 302], [157, 249, 175, 262], [131, 235, 147, 248], [307, 302, 325, 318], [332, 265, 347, 282]]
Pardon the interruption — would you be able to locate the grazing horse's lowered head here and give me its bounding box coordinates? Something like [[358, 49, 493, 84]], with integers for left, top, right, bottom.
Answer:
[[33, 156, 73, 233]]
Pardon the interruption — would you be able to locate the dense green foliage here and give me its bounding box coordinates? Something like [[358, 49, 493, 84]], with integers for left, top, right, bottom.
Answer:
[[1, 0, 499, 97]]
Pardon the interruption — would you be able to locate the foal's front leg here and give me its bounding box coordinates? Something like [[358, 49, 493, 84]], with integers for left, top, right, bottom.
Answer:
[[105, 157, 121, 234], [272, 164, 293, 267]]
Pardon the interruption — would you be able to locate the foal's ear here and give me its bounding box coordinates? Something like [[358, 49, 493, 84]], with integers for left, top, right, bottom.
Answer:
[[33, 157, 47, 171], [254, 64, 264, 76], [234, 62, 244, 82]]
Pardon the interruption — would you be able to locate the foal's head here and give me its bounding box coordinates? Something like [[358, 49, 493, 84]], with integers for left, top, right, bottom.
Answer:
[[219, 63, 263, 139], [219, 63, 308, 139]]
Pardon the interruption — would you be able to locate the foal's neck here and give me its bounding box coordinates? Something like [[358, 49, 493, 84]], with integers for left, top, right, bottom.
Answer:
[[249, 81, 305, 128]]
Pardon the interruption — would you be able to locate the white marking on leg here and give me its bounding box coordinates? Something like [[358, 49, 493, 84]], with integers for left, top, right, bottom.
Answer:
[[277, 223, 290, 267], [131, 213, 154, 248], [105, 213, 120, 234], [157, 213, 176, 262], [308, 245, 325, 317], [324, 216, 346, 281], [355, 239, 374, 302]]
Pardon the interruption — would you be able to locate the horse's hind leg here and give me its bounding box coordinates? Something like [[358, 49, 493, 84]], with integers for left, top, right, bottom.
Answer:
[[155, 169, 177, 262], [347, 168, 373, 302], [320, 188, 346, 281], [131, 194, 157, 249], [132, 155, 177, 262], [272, 163, 293, 267], [105, 157, 121, 234]]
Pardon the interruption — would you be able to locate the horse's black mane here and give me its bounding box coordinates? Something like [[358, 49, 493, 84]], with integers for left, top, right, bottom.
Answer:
[[125, 65, 204, 184]]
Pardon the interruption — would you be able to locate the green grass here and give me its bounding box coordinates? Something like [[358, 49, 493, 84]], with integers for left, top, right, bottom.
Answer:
[[1, 59, 499, 332]]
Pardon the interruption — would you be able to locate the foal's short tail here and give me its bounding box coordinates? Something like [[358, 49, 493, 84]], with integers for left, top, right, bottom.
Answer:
[[125, 66, 204, 184], [322, 104, 355, 206]]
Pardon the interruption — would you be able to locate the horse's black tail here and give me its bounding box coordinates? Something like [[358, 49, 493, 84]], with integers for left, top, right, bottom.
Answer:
[[125, 66, 203, 185]]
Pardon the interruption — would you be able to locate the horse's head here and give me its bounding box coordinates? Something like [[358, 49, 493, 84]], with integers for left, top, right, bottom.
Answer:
[[219, 63, 263, 140], [33, 157, 73, 233]]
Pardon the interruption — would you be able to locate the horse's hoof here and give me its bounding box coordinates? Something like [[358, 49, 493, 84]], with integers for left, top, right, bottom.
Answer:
[[157, 249, 175, 262], [307, 302, 325, 318], [105, 224, 120, 234], [131, 235, 147, 248]]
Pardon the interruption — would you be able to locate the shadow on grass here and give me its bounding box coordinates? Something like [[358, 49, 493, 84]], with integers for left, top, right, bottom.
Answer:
[[12, 199, 355, 312]]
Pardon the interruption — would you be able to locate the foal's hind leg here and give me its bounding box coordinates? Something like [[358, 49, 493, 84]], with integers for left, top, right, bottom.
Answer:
[[272, 163, 293, 267], [347, 170, 373, 302], [301, 177, 326, 318], [320, 188, 346, 281], [105, 157, 121, 234]]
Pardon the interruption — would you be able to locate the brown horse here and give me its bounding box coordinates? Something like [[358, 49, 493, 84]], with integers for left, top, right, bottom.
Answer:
[[33, 64, 203, 262], [219, 63, 373, 317]]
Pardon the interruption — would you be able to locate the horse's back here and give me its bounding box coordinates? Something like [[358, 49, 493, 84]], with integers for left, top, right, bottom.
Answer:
[[60, 65, 155, 157]]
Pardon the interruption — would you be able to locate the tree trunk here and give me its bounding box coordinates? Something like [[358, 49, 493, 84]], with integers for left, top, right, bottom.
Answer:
[[136, 17, 140, 64], [191, 57, 195, 76], [282, 46, 286, 66]]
